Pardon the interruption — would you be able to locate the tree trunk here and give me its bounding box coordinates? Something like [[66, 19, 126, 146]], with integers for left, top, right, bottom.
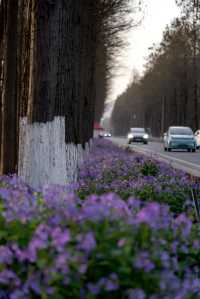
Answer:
[[0, 0, 6, 171], [18, 0, 96, 188], [1, 0, 18, 174], [192, 0, 199, 130]]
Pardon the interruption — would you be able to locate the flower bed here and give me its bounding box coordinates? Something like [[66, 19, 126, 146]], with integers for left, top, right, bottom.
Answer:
[[77, 140, 196, 217], [0, 139, 199, 298]]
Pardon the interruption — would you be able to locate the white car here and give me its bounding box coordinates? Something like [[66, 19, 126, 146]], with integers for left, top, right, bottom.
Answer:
[[127, 128, 149, 144], [194, 130, 200, 149], [164, 126, 196, 152]]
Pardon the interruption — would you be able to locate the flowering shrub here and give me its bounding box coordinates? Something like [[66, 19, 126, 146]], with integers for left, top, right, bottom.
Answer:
[[0, 139, 199, 298], [0, 189, 199, 298], [77, 139, 195, 216]]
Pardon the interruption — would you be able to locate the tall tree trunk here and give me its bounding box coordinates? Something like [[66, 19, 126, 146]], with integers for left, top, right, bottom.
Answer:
[[18, 0, 97, 188], [1, 0, 18, 174], [192, 0, 199, 129], [0, 0, 6, 171]]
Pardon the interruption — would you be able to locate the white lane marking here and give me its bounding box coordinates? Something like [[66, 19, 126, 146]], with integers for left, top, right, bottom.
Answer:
[[111, 138, 200, 176], [111, 137, 200, 169], [134, 145, 200, 168]]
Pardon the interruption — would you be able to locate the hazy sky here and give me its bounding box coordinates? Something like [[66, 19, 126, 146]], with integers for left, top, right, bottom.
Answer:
[[107, 0, 180, 104]]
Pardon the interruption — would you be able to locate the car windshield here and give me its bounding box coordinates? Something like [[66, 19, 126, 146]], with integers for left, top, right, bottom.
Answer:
[[131, 128, 145, 133], [169, 128, 193, 135]]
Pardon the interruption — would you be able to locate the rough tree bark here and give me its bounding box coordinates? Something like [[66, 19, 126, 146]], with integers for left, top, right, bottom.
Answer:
[[1, 0, 131, 186], [18, 0, 97, 188], [1, 0, 18, 174], [0, 0, 6, 170]]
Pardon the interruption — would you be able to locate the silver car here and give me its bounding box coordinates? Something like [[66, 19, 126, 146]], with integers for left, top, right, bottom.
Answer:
[[164, 126, 196, 152], [127, 128, 149, 144]]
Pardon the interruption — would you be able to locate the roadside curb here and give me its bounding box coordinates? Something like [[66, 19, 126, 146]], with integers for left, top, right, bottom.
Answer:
[[124, 144, 200, 178]]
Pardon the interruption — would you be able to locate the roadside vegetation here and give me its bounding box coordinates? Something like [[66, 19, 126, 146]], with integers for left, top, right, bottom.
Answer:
[[0, 139, 199, 298]]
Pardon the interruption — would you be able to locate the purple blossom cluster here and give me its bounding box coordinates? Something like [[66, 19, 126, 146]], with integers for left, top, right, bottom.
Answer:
[[77, 139, 196, 216], [0, 139, 199, 298]]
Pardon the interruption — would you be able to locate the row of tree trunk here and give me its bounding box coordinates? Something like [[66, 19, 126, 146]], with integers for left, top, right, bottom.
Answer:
[[0, 0, 97, 187], [0, 0, 137, 187]]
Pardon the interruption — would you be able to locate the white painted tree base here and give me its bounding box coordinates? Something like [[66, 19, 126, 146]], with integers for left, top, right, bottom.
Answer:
[[18, 117, 87, 189]]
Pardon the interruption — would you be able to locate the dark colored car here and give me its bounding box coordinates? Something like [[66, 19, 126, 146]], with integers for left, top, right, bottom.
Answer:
[[127, 128, 149, 144]]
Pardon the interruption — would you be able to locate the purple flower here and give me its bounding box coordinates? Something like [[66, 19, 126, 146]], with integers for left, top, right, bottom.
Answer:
[[29, 280, 41, 294], [79, 232, 96, 253], [54, 253, 69, 273], [0, 246, 13, 264], [51, 227, 71, 248], [134, 252, 155, 272], [127, 288, 145, 299], [175, 214, 192, 236], [136, 202, 162, 228], [117, 238, 126, 247], [160, 252, 170, 268], [0, 188, 11, 200], [0, 270, 20, 286], [87, 283, 100, 295], [10, 290, 24, 299], [0, 290, 8, 299], [105, 279, 119, 291]]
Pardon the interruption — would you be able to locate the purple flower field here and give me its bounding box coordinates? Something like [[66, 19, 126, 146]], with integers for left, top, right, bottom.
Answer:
[[0, 139, 199, 298]]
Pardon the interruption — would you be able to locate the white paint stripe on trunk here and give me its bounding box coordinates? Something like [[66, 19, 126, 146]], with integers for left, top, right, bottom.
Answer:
[[18, 117, 87, 188]]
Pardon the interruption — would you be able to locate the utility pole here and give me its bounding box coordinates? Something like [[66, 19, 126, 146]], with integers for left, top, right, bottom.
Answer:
[[133, 114, 136, 126], [161, 96, 165, 137]]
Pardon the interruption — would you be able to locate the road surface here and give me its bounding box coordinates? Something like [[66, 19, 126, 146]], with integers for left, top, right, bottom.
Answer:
[[111, 137, 200, 178]]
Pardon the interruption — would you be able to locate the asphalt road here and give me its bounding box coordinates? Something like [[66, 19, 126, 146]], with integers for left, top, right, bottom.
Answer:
[[111, 136, 200, 177]]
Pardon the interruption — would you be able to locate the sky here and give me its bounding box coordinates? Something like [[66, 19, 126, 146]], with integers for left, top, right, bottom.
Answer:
[[107, 0, 181, 105]]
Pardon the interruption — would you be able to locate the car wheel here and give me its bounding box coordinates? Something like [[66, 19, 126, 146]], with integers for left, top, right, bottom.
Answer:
[[143, 141, 148, 145], [187, 149, 191, 152], [192, 148, 196, 152], [168, 148, 171, 152], [164, 147, 167, 151]]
